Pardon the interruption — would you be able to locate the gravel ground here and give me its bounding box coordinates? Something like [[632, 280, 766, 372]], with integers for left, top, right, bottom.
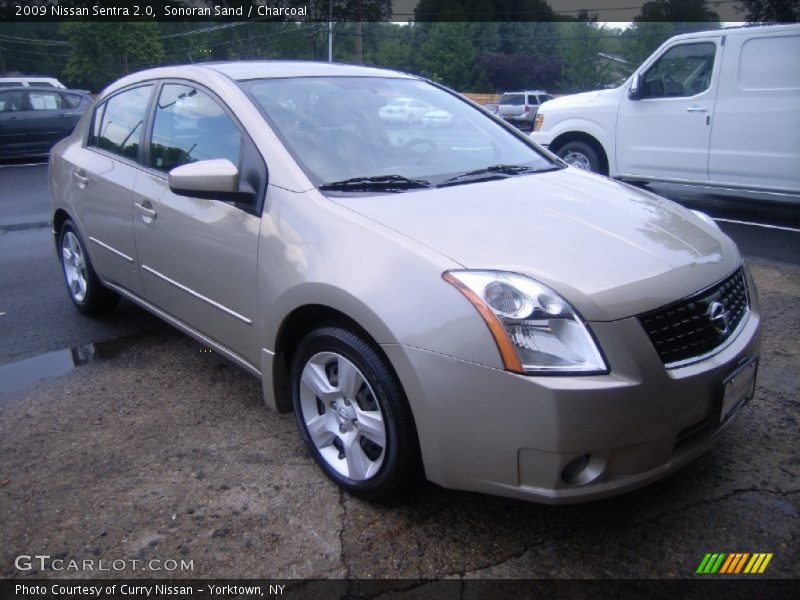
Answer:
[[1, 259, 797, 582]]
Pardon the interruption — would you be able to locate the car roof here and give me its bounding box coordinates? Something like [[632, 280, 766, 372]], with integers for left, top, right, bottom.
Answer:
[[100, 61, 418, 99], [667, 22, 800, 42], [500, 91, 547, 95], [204, 60, 416, 81]]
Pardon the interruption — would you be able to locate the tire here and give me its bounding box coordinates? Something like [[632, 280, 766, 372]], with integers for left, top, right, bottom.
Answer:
[[556, 141, 601, 174], [58, 219, 120, 315], [291, 326, 421, 501]]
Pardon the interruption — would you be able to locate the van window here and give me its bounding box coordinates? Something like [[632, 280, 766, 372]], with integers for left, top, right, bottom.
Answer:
[[739, 35, 800, 90], [0, 81, 23, 88], [90, 85, 153, 160], [29, 82, 56, 88], [642, 42, 716, 98]]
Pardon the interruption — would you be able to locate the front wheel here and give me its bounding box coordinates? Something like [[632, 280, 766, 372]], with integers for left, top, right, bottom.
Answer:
[[291, 326, 421, 501], [58, 219, 120, 314], [556, 141, 601, 173]]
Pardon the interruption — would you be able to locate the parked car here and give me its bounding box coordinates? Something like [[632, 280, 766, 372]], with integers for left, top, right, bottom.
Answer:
[[531, 24, 800, 196], [421, 109, 453, 127], [378, 97, 432, 125], [497, 90, 553, 130], [481, 102, 499, 114], [50, 61, 760, 504], [0, 87, 92, 158], [0, 76, 66, 89]]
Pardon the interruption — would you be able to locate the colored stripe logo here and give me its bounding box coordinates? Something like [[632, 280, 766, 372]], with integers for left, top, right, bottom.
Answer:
[[696, 553, 773, 574]]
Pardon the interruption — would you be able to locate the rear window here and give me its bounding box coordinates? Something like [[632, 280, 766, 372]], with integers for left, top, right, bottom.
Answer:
[[499, 94, 524, 106], [739, 34, 800, 90], [63, 93, 83, 109], [89, 85, 153, 160]]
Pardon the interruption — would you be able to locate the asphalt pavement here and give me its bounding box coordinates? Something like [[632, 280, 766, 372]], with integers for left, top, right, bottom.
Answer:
[[0, 161, 798, 583]]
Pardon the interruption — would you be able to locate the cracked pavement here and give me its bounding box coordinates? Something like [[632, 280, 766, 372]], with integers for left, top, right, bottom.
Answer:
[[1, 257, 798, 582]]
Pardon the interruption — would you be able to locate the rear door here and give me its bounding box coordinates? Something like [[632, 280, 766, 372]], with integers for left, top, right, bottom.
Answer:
[[68, 84, 155, 295], [26, 89, 84, 150], [133, 81, 265, 365], [617, 38, 721, 181], [0, 90, 27, 154]]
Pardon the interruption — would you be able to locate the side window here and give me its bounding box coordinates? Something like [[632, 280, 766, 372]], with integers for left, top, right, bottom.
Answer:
[[642, 42, 716, 98], [527, 94, 539, 106], [149, 83, 242, 172], [29, 91, 64, 111], [90, 85, 153, 160], [0, 91, 24, 112], [62, 93, 83, 109]]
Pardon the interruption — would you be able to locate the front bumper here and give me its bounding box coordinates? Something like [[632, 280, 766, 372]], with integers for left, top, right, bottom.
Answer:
[[383, 303, 761, 504]]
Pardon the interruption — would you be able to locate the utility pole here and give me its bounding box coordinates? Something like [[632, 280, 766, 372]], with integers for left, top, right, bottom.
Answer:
[[328, 0, 333, 63]]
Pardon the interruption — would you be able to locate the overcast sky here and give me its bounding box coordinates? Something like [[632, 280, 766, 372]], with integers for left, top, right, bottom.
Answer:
[[390, 0, 749, 23]]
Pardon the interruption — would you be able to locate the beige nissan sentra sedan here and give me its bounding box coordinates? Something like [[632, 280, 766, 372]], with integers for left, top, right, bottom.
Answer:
[[49, 62, 761, 504]]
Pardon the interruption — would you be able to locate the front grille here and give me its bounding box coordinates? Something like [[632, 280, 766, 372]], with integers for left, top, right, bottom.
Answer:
[[639, 268, 749, 367]]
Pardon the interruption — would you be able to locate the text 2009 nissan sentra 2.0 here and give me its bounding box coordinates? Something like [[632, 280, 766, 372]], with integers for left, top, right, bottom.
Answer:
[[49, 62, 761, 504]]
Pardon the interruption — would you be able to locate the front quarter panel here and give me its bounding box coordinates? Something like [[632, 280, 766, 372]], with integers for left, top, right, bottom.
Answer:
[[257, 186, 507, 368]]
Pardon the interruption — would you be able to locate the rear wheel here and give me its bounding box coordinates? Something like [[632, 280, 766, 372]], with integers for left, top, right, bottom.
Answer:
[[58, 220, 120, 314], [556, 141, 601, 173], [291, 326, 420, 500]]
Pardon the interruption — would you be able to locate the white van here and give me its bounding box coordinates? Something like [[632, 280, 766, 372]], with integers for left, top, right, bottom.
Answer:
[[531, 24, 800, 197], [0, 77, 66, 89]]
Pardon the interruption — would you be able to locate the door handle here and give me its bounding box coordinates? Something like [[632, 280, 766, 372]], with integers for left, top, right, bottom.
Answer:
[[134, 200, 157, 221], [73, 170, 88, 185], [686, 106, 708, 113]]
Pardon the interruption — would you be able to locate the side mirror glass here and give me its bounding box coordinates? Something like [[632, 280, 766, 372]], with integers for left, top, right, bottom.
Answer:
[[168, 159, 255, 204], [628, 73, 643, 100]]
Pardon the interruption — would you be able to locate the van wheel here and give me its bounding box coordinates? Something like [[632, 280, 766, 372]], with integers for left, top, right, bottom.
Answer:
[[58, 220, 120, 314], [557, 141, 600, 173], [291, 326, 420, 501]]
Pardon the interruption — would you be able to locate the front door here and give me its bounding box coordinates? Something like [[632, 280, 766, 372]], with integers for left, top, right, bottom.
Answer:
[[617, 39, 721, 181], [0, 90, 27, 154], [133, 82, 262, 365]]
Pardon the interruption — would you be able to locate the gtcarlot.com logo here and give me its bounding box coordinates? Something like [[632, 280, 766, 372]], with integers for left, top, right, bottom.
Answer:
[[14, 554, 194, 572], [696, 552, 773, 574]]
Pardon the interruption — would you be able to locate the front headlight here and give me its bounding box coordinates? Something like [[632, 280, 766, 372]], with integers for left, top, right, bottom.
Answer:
[[533, 113, 544, 132], [444, 271, 607, 374]]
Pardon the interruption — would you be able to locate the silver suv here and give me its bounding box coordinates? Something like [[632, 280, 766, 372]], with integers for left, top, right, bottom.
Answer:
[[497, 90, 553, 130]]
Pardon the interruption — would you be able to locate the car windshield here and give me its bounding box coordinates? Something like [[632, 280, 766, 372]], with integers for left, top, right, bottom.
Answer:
[[240, 77, 557, 190]]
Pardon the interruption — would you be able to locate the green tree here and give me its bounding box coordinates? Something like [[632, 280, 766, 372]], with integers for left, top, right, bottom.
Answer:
[[557, 21, 612, 93], [621, 0, 721, 66], [737, 0, 800, 21], [60, 23, 165, 91]]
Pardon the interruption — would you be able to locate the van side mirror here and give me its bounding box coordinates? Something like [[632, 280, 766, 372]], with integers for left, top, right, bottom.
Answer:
[[169, 159, 256, 204], [628, 74, 643, 100]]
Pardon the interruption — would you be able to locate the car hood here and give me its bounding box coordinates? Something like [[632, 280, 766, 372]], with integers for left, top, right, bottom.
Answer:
[[541, 88, 621, 112], [332, 168, 741, 321]]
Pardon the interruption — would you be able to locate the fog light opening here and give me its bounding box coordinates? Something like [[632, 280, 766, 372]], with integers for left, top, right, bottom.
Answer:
[[561, 454, 605, 486]]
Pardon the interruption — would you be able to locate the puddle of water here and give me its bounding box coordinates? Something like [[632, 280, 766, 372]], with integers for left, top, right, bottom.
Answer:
[[0, 336, 139, 405]]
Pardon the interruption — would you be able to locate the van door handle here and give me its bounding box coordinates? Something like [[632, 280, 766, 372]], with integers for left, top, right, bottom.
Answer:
[[686, 106, 708, 113], [134, 200, 157, 221], [73, 170, 88, 186]]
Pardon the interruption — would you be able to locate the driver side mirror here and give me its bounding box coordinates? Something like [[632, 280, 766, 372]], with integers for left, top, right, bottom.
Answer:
[[628, 73, 643, 100], [169, 159, 256, 204]]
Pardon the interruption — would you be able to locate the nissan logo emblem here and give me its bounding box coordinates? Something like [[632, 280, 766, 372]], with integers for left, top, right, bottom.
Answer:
[[708, 300, 731, 336]]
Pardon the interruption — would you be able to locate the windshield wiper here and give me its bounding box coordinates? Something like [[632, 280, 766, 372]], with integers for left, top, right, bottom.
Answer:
[[319, 175, 432, 193], [439, 164, 555, 187]]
